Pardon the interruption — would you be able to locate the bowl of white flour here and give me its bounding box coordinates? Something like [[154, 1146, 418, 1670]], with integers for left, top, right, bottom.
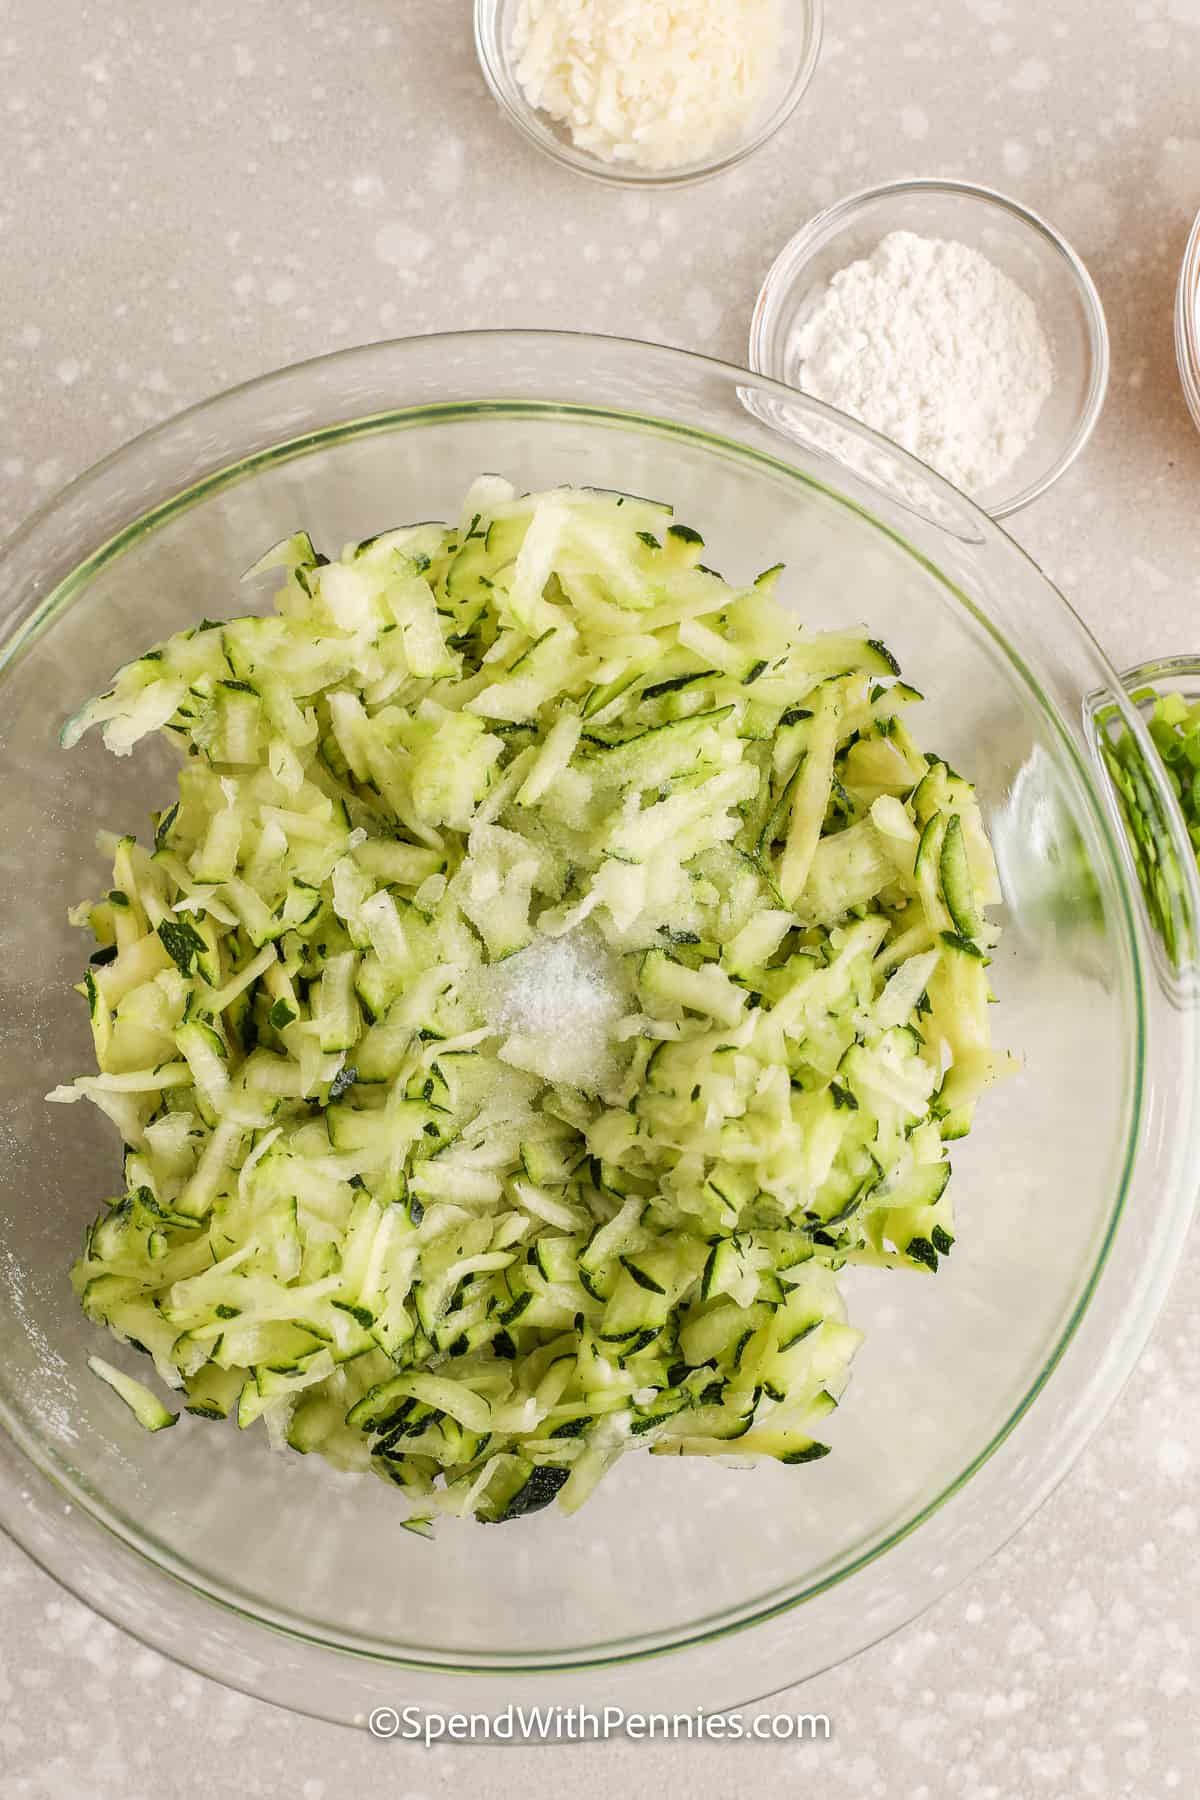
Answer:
[[749, 178, 1110, 517]]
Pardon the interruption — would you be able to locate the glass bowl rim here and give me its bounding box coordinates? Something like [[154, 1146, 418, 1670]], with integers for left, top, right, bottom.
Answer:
[[748, 175, 1112, 518], [472, 0, 824, 189], [1174, 207, 1200, 432], [0, 329, 1194, 1706]]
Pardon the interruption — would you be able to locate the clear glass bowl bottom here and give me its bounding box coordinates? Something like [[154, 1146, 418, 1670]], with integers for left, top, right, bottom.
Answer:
[[0, 333, 1196, 1724]]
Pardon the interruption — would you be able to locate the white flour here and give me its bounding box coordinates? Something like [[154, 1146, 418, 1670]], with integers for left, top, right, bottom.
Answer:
[[787, 230, 1054, 495]]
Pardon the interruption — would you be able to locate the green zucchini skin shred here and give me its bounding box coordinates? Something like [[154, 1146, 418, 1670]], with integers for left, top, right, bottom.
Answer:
[[54, 477, 1011, 1527], [87, 1354, 178, 1431]]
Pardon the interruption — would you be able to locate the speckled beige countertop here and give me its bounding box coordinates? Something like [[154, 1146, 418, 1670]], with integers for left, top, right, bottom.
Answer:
[[2, 2, 1199, 1795]]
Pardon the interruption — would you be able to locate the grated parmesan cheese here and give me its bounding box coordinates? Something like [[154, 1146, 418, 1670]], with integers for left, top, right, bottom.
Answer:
[[510, 0, 783, 171]]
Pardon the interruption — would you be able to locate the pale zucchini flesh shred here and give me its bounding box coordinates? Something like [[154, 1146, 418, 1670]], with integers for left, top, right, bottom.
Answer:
[[56, 480, 1010, 1528]]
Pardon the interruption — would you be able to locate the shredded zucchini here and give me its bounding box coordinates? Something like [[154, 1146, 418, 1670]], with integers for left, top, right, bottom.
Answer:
[[55, 479, 1010, 1527]]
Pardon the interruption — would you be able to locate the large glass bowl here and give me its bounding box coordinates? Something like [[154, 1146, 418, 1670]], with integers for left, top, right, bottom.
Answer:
[[1, 332, 1197, 1726]]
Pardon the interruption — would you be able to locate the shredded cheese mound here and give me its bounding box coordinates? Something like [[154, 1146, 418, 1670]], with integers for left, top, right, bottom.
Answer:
[[511, 0, 783, 171]]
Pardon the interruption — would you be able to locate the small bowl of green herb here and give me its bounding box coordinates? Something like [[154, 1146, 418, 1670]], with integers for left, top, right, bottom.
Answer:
[[1098, 656, 1200, 976]]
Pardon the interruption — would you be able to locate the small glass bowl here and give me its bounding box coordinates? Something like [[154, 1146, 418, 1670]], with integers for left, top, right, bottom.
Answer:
[[749, 177, 1110, 517], [473, 0, 823, 189], [1175, 208, 1200, 433]]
